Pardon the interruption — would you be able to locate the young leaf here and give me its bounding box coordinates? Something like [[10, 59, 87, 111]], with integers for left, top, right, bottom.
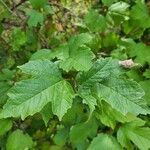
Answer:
[[70, 117, 98, 145], [56, 33, 95, 72], [0, 60, 75, 120], [27, 10, 44, 27], [140, 80, 150, 105], [0, 82, 11, 106], [84, 10, 106, 32], [30, 49, 56, 60], [11, 28, 27, 51], [102, 0, 118, 7], [60, 45, 95, 72], [127, 43, 150, 65], [117, 121, 150, 150], [130, 0, 150, 29], [53, 127, 69, 146], [40, 102, 53, 126], [143, 69, 150, 79], [29, 0, 48, 9], [108, 2, 129, 14], [0, 119, 12, 136], [6, 129, 34, 150], [88, 134, 122, 150], [96, 101, 139, 129]]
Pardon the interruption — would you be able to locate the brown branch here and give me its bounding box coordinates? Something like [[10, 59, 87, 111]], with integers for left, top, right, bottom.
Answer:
[[11, 0, 27, 11]]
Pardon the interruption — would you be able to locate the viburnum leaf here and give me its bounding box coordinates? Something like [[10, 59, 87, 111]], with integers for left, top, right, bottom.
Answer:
[[127, 43, 150, 65], [102, 0, 118, 7], [11, 28, 27, 51], [108, 1, 129, 14], [130, 0, 150, 29], [88, 133, 122, 150], [0, 60, 75, 120], [84, 9, 106, 32], [53, 127, 69, 146], [78, 88, 97, 114], [117, 121, 150, 150], [60, 46, 95, 72], [77, 58, 121, 113], [95, 101, 140, 129], [143, 69, 150, 79], [0, 82, 11, 106], [27, 10, 44, 27], [55, 33, 95, 72], [40, 102, 53, 126], [0, 119, 12, 136], [77, 58, 149, 116], [70, 117, 98, 145], [30, 49, 56, 60], [68, 33, 93, 51], [94, 77, 149, 115], [29, 0, 48, 9], [0, 0, 10, 20], [77, 57, 121, 87], [140, 80, 150, 105], [6, 129, 34, 150]]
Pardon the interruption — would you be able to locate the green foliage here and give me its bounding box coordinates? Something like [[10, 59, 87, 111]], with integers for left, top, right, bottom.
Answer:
[[88, 133, 122, 150], [84, 9, 106, 32], [27, 10, 44, 27], [1, 0, 150, 149], [117, 120, 150, 150], [0, 119, 12, 136], [6, 129, 34, 150]]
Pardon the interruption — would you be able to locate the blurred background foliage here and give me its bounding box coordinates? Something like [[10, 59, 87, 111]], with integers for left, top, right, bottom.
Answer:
[[1, 0, 150, 149]]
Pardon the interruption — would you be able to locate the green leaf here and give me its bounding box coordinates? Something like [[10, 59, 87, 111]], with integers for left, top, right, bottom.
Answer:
[[53, 128, 69, 146], [94, 77, 148, 115], [77, 58, 121, 113], [143, 69, 150, 79], [29, 0, 48, 9], [77, 57, 121, 87], [0, 69, 15, 81], [62, 98, 89, 126], [0, 82, 11, 106], [27, 10, 44, 27], [84, 10, 106, 32], [122, 20, 144, 39], [96, 101, 139, 129], [11, 28, 27, 51], [0, 60, 75, 120], [6, 129, 34, 150], [126, 69, 144, 82], [70, 117, 98, 145], [0, 119, 12, 136], [78, 88, 97, 114], [69, 33, 93, 51], [88, 134, 122, 150], [130, 0, 150, 29], [40, 102, 53, 126], [102, 0, 118, 6], [60, 45, 95, 72], [117, 121, 150, 150], [108, 2, 129, 14], [140, 80, 150, 105], [30, 49, 56, 60], [102, 33, 119, 48], [56, 33, 95, 72], [0, 0, 11, 20], [127, 43, 150, 65]]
